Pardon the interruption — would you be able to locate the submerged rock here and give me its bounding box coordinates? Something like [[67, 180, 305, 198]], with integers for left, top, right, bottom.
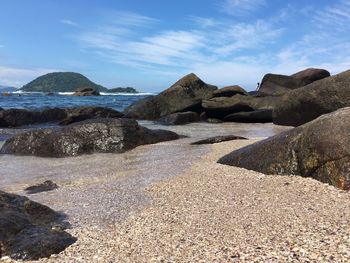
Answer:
[[124, 73, 217, 120], [1, 118, 179, 157], [157, 111, 200, 125], [273, 70, 350, 126], [73, 87, 100, 96], [0, 191, 76, 260], [25, 180, 59, 194], [218, 108, 350, 190], [191, 135, 247, 145]]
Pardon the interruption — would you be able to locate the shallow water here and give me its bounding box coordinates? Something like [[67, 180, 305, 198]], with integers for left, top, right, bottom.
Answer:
[[0, 122, 290, 227]]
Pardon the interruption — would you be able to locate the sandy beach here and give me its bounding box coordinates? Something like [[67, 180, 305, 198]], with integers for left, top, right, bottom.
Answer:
[[1, 122, 349, 262]]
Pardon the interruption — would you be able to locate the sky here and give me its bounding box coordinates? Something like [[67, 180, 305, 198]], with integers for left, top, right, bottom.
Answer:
[[0, 0, 350, 92]]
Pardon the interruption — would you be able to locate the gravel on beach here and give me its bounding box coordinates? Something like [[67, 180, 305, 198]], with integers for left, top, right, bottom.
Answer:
[[4, 139, 349, 263]]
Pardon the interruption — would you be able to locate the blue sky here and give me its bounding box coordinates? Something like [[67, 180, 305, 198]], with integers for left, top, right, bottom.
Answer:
[[0, 0, 350, 92]]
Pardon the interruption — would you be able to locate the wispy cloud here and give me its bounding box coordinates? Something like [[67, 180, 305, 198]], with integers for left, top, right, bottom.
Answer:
[[0, 66, 60, 87], [220, 0, 266, 16], [189, 16, 218, 28], [60, 19, 79, 27], [109, 11, 159, 27], [314, 0, 350, 31]]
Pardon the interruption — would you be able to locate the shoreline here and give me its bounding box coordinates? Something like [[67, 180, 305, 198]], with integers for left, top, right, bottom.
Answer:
[[6, 137, 349, 262]]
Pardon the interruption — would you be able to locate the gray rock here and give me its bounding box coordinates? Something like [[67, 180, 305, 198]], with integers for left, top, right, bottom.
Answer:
[[218, 108, 350, 190], [1, 118, 179, 157], [290, 68, 330, 85], [0, 191, 76, 260], [157, 111, 200, 125], [213, 85, 249, 97], [224, 109, 272, 123], [191, 135, 247, 145], [273, 70, 350, 126], [124, 73, 217, 120], [25, 180, 59, 194], [73, 87, 100, 96]]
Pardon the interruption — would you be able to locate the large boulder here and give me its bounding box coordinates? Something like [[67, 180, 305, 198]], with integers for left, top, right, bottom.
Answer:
[[73, 87, 100, 96], [291, 68, 330, 85], [258, 68, 330, 97], [218, 108, 350, 190], [202, 94, 278, 119], [0, 108, 66, 127], [212, 85, 249, 97], [224, 109, 272, 123], [273, 70, 350, 126], [1, 118, 179, 157], [0, 191, 76, 260], [157, 111, 199, 125], [60, 106, 123, 125], [123, 73, 217, 120], [0, 107, 123, 127]]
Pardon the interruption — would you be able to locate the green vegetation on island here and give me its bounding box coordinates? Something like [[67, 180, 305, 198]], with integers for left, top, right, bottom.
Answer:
[[21, 72, 107, 92], [105, 87, 138, 93]]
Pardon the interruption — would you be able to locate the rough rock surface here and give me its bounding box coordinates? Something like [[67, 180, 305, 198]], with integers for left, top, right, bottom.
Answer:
[[212, 85, 249, 97], [191, 135, 247, 145], [273, 70, 350, 126], [0, 191, 76, 260], [123, 73, 217, 119], [59, 106, 123, 125], [291, 68, 330, 85], [202, 95, 278, 119], [25, 180, 59, 194], [0, 118, 179, 157], [72, 87, 100, 96], [224, 109, 272, 123], [218, 108, 350, 190], [157, 111, 199, 125], [0, 107, 123, 127], [258, 68, 330, 97]]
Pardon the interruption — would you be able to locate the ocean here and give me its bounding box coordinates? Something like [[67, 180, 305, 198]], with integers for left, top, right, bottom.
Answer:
[[0, 92, 152, 111]]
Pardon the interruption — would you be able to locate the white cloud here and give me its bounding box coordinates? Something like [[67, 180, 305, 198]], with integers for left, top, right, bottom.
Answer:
[[0, 66, 60, 87], [60, 19, 79, 27], [109, 11, 159, 27], [189, 16, 218, 28], [221, 0, 266, 16], [314, 0, 350, 31]]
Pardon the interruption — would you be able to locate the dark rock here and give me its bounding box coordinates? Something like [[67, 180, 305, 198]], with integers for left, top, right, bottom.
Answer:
[[0, 108, 67, 127], [202, 94, 279, 119], [206, 118, 223, 123], [224, 109, 272, 123], [290, 68, 330, 86], [273, 70, 350, 126], [25, 180, 59, 194], [46, 92, 54, 96], [157, 111, 199, 125], [123, 73, 217, 119], [0, 191, 76, 260], [191, 135, 247, 145], [73, 87, 100, 96], [218, 108, 350, 190], [0, 106, 123, 127], [258, 74, 304, 96], [60, 106, 123, 125], [1, 118, 179, 157], [213, 85, 249, 97]]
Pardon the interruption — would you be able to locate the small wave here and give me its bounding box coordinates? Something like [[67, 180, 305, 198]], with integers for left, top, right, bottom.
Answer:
[[58, 92, 75, 95]]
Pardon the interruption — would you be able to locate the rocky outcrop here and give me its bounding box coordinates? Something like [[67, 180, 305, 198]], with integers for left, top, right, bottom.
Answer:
[[273, 70, 350, 126], [224, 109, 272, 123], [258, 68, 330, 96], [0, 191, 76, 260], [1, 118, 179, 157], [202, 95, 278, 119], [291, 68, 330, 86], [0, 107, 123, 127], [218, 108, 350, 190], [59, 106, 123, 125], [123, 73, 217, 120], [191, 135, 247, 145], [25, 180, 59, 194], [157, 111, 199, 125], [212, 85, 248, 97], [73, 87, 100, 96]]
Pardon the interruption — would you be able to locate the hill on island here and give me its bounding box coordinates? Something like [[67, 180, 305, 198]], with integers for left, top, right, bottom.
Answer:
[[21, 72, 107, 92], [105, 87, 138, 93]]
